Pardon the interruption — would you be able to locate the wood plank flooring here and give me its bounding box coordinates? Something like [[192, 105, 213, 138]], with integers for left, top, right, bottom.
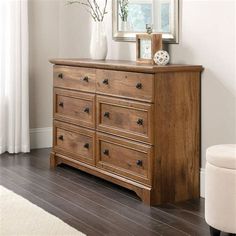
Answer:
[[0, 148, 211, 236]]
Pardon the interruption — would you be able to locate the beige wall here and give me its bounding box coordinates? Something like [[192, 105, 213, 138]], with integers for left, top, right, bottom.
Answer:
[[29, 0, 236, 168], [29, 0, 59, 129], [58, 0, 91, 57]]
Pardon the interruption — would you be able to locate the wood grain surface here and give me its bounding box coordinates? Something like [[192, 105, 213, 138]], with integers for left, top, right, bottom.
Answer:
[[53, 121, 96, 165], [54, 88, 95, 128], [54, 65, 96, 92], [50, 59, 203, 206], [96, 69, 154, 102], [152, 71, 201, 204], [96, 132, 153, 185], [96, 95, 154, 144], [50, 58, 203, 73]]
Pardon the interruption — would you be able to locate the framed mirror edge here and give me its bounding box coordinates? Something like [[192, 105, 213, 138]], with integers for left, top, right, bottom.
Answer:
[[112, 0, 179, 44]]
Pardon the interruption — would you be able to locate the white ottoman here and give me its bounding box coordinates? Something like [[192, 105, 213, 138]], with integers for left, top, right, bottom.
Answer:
[[205, 144, 236, 236]]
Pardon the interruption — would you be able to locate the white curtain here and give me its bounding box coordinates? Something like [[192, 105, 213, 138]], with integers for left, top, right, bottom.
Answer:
[[0, 0, 30, 154]]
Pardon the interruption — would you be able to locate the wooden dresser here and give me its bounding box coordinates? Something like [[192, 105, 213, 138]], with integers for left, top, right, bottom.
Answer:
[[50, 59, 203, 205]]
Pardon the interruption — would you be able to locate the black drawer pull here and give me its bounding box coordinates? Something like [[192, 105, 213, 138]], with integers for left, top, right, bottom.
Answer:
[[104, 112, 110, 118], [84, 143, 89, 149], [137, 118, 143, 126], [136, 160, 143, 166], [83, 76, 89, 82], [84, 107, 90, 113], [58, 73, 63, 79], [136, 83, 142, 89], [103, 79, 109, 85], [103, 149, 109, 155], [59, 102, 64, 107], [58, 135, 64, 141]]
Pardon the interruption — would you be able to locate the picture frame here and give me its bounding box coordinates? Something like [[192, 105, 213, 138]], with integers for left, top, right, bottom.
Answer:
[[136, 33, 162, 64]]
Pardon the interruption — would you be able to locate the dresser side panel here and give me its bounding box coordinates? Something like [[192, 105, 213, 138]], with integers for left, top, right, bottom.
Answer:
[[153, 71, 201, 204]]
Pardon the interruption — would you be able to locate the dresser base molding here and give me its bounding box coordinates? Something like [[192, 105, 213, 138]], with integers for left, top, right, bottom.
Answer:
[[50, 151, 153, 204]]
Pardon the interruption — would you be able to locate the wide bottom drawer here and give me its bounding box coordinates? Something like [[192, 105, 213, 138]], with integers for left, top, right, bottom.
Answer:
[[96, 132, 153, 185], [53, 121, 95, 165]]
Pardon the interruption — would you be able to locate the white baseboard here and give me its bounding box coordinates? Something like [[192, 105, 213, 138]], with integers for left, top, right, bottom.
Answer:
[[30, 127, 52, 149], [29, 126, 206, 197], [200, 168, 205, 198]]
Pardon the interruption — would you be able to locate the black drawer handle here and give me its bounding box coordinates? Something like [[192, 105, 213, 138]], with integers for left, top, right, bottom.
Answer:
[[103, 79, 109, 85], [136, 160, 143, 166], [136, 83, 142, 89], [59, 102, 64, 107], [104, 112, 110, 118], [83, 76, 89, 82], [84, 143, 89, 149], [58, 73, 63, 79], [137, 118, 143, 126], [103, 149, 109, 155], [84, 107, 90, 113], [58, 135, 64, 141]]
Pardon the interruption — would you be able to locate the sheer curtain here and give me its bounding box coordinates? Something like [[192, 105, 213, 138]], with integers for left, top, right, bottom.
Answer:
[[0, 0, 29, 154]]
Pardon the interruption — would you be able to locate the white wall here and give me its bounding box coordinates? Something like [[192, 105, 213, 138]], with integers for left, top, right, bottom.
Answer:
[[29, 0, 236, 172]]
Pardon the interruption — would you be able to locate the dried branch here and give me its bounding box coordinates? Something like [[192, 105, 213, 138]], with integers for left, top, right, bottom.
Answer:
[[67, 1, 98, 21], [94, 0, 103, 21], [101, 0, 108, 21], [92, 0, 101, 21], [67, 0, 108, 22], [87, 0, 100, 21]]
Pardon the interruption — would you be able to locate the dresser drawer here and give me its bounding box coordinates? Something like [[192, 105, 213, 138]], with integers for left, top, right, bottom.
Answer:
[[96, 96, 153, 143], [54, 65, 96, 92], [96, 69, 154, 102], [54, 121, 95, 165], [54, 88, 95, 128], [96, 133, 152, 185]]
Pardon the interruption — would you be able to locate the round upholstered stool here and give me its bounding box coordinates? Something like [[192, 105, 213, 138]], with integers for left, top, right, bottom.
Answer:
[[205, 144, 236, 236]]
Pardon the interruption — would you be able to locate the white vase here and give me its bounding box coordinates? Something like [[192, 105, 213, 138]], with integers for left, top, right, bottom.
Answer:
[[90, 22, 108, 60]]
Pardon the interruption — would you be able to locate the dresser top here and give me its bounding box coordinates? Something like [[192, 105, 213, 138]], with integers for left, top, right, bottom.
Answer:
[[50, 58, 203, 74]]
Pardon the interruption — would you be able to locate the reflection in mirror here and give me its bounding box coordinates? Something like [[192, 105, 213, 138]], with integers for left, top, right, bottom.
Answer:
[[113, 0, 178, 43], [118, 0, 153, 32]]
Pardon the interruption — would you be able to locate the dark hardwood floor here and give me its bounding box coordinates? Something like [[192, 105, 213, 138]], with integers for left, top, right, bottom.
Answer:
[[0, 148, 210, 236]]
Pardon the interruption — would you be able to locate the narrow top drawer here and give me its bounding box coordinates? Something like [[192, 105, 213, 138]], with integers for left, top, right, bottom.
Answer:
[[54, 65, 96, 92], [96, 69, 154, 102]]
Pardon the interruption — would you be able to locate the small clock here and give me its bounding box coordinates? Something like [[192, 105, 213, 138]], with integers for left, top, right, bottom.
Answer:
[[136, 33, 162, 64]]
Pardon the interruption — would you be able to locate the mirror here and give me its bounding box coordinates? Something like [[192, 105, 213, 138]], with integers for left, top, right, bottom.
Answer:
[[112, 0, 179, 43]]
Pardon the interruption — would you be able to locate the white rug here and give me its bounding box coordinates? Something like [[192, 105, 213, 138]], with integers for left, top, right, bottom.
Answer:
[[0, 185, 85, 236]]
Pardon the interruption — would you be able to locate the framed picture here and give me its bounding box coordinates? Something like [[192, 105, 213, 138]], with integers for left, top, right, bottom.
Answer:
[[136, 33, 162, 64]]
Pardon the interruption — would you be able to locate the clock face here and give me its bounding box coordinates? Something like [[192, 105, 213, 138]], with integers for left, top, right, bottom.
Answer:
[[140, 39, 151, 59]]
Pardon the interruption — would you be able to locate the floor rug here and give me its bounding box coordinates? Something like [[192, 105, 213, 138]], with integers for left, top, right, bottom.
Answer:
[[0, 185, 85, 236]]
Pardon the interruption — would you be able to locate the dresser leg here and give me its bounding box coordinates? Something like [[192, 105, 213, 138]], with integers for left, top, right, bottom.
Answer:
[[50, 152, 57, 168], [135, 188, 151, 205], [142, 189, 151, 205]]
